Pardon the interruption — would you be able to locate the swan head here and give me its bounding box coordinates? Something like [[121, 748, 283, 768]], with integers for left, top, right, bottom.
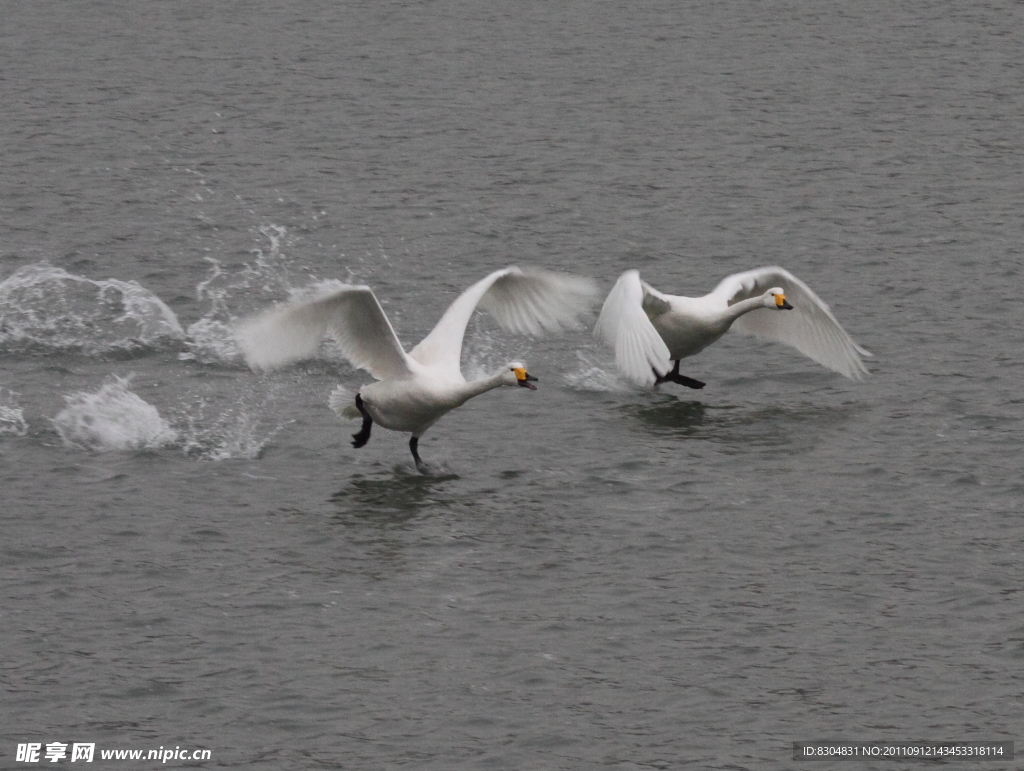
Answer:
[[504, 361, 538, 390], [769, 288, 793, 310]]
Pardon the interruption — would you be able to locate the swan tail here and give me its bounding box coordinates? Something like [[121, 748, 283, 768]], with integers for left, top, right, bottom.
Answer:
[[328, 385, 361, 420]]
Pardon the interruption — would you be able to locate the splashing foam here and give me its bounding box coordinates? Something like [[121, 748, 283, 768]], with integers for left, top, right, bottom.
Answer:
[[0, 264, 184, 355], [181, 315, 241, 366], [459, 316, 531, 382], [0, 389, 28, 436], [52, 376, 178, 452], [178, 387, 287, 461], [50, 376, 286, 459], [181, 225, 305, 365], [562, 352, 634, 392], [187, 410, 281, 461]]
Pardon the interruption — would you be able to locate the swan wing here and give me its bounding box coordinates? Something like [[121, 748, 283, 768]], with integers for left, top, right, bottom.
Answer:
[[715, 266, 871, 379], [236, 283, 414, 380], [409, 266, 599, 374], [593, 270, 672, 386], [638, 278, 674, 318]]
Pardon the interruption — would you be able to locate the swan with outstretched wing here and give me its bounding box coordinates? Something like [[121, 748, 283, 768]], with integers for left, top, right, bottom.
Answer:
[[236, 266, 598, 472], [594, 266, 870, 388]]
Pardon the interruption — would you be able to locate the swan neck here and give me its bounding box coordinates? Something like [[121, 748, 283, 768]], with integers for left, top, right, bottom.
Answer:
[[462, 370, 506, 399], [725, 295, 769, 322]]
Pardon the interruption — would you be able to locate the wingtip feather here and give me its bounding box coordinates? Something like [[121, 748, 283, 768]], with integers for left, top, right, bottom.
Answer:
[[479, 268, 601, 336], [235, 306, 322, 371]]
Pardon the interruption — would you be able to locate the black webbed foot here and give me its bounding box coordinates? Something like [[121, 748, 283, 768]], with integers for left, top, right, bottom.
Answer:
[[652, 361, 705, 389], [671, 374, 705, 389], [351, 393, 373, 448]]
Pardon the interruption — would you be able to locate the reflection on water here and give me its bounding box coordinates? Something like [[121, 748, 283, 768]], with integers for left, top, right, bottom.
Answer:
[[329, 468, 460, 526], [629, 395, 855, 452], [323, 470, 463, 579], [631, 398, 710, 436]]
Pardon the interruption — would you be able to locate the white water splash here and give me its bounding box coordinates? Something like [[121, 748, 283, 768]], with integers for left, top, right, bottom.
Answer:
[[181, 408, 274, 460], [52, 376, 178, 452], [462, 323, 511, 381], [177, 385, 287, 461], [0, 389, 28, 436], [0, 264, 184, 355], [50, 375, 286, 459], [562, 352, 634, 392], [181, 225, 307, 365], [181, 315, 241, 366]]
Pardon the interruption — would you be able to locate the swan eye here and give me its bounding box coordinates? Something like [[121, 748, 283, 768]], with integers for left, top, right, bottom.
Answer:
[[774, 293, 787, 308]]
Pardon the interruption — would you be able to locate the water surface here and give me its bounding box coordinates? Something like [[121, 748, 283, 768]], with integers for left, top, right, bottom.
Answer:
[[2, 1, 1022, 768]]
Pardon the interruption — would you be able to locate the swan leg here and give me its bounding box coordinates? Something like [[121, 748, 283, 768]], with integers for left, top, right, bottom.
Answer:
[[409, 436, 429, 474], [351, 393, 373, 448], [653, 361, 705, 389]]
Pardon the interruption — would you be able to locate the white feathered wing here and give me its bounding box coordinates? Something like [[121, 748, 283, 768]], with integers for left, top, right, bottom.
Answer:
[[409, 266, 599, 378], [235, 281, 414, 380], [236, 267, 599, 380], [716, 267, 871, 379], [593, 270, 671, 386]]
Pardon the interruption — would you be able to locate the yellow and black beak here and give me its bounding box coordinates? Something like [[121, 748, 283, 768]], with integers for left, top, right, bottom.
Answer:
[[775, 293, 794, 310], [513, 367, 538, 390]]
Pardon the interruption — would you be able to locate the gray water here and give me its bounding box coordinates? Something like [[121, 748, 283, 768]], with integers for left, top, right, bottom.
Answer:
[[2, 1, 1022, 768]]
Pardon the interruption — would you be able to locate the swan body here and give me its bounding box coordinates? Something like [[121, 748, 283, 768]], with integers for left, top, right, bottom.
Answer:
[[236, 266, 596, 472], [356, 364, 528, 434], [594, 267, 870, 387]]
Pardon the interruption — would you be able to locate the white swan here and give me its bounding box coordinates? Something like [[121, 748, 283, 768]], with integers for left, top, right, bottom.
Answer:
[[594, 267, 870, 388], [236, 266, 598, 472]]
